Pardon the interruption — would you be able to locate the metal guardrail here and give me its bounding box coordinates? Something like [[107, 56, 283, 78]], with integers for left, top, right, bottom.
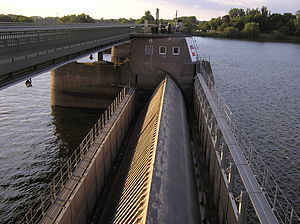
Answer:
[[196, 60, 300, 224], [0, 26, 132, 59], [0, 22, 142, 29], [19, 86, 129, 224]]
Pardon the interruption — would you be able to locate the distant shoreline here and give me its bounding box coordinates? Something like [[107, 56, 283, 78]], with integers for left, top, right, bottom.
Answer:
[[192, 32, 300, 44]]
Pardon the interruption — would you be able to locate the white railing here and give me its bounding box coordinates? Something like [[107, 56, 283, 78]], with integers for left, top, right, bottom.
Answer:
[[19, 86, 129, 224], [196, 60, 300, 224]]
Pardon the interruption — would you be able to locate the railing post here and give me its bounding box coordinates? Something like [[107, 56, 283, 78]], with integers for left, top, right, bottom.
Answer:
[[228, 163, 236, 192], [238, 191, 249, 224], [215, 128, 222, 149], [220, 144, 227, 169]]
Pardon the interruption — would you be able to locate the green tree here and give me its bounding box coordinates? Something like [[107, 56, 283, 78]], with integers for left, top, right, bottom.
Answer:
[[295, 10, 300, 36], [217, 23, 229, 32], [60, 14, 94, 23], [231, 17, 245, 30], [198, 21, 211, 32], [222, 15, 230, 23], [0, 14, 12, 22], [243, 22, 260, 37], [136, 11, 155, 24], [78, 13, 94, 23], [178, 16, 198, 33], [210, 17, 222, 30], [223, 26, 239, 37], [229, 8, 245, 18], [8, 15, 34, 22]]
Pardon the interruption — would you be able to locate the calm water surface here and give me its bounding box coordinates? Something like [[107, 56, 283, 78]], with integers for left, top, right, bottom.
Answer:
[[196, 37, 300, 216], [0, 54, 107, 223]]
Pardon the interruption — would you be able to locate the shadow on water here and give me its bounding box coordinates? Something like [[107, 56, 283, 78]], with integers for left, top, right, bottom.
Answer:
[[0, 106, 103, 224], [50, 106, 104, 157]]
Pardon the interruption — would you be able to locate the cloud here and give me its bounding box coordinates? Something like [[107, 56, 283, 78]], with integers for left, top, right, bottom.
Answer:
[[204, 0, 264, 8]]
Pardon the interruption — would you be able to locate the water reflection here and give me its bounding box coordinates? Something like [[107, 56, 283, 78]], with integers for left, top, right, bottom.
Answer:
[[51, 106, 103, 157]]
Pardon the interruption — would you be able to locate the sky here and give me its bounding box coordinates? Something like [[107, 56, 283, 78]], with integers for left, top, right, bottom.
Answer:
[[0, 0, 299, 20]]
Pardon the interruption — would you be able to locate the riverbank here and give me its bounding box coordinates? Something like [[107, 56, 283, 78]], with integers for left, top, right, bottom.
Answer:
[[193, 31, 300, 44]]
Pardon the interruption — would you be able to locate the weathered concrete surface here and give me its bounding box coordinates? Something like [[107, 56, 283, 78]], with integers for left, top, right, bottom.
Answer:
[[111, 43, 130, 65], [51, 61, 134, 109], [146, 77, 199, 224], [41, 89, 135, 224]]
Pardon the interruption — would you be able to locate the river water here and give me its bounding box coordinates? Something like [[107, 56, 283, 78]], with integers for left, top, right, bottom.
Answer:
[[195, 37, 300, 218], [0, 39, 299, 223], [0, 54, 106, 223]]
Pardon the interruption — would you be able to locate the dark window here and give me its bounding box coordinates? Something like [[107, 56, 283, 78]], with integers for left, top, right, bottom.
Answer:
[[145, 45, 153, 55], [159, 46, 167, 55], [172, 46, 180, 55]]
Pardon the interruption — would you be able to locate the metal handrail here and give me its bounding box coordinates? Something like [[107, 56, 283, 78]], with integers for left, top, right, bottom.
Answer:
[[197, 60, 300, 224], [19, 86, 129, 224]]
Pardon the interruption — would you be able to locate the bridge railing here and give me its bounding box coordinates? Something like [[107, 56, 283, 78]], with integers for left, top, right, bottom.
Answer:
[[197, 60, 300, 224], [0, 25, 134, 87], [19, 86, 129, 224]]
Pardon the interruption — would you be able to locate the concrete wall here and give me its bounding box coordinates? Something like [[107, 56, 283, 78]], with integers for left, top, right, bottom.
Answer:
[[41, 89, 135, 224], [129, 36, 195, 99], [50, 61, 134, 109]]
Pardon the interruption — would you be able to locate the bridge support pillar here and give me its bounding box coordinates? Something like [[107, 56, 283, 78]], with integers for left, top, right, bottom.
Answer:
[[98, 51, 103, 61]]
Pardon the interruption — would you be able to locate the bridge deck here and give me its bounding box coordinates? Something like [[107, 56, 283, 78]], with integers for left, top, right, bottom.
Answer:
[[0, 24, 136, 88]]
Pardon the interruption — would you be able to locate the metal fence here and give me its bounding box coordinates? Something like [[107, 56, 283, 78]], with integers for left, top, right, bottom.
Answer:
[[0, 26, 132, 62], [197, 60, 300, 224], [19, 86, 129, 224]]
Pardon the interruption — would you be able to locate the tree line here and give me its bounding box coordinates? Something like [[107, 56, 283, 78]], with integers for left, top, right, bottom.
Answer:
[[198, 7, 300, 40], [1, 8, 300, 42]]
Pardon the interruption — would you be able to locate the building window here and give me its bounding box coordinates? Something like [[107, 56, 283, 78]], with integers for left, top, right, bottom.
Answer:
[[172, 46, 180, 55], [159, 46, 167, 55], [145, 45, 153, 55]]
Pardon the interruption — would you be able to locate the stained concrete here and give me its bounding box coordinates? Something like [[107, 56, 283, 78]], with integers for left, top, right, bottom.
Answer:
[[51, 61, 134, 109]]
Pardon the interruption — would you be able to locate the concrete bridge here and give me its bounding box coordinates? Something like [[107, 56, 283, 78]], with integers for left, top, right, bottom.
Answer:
[[0, 23, 144, 88], [1, 24, 299, 224]]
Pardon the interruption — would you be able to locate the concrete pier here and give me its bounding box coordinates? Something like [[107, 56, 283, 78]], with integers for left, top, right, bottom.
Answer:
[[51, 62, 134, 109]]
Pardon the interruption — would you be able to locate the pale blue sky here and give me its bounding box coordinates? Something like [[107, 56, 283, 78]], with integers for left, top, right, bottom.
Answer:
[[0, 0, 299, 20]]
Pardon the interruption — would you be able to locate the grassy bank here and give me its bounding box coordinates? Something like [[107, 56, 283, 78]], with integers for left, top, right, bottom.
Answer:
[[193, 31, 300, 44]]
